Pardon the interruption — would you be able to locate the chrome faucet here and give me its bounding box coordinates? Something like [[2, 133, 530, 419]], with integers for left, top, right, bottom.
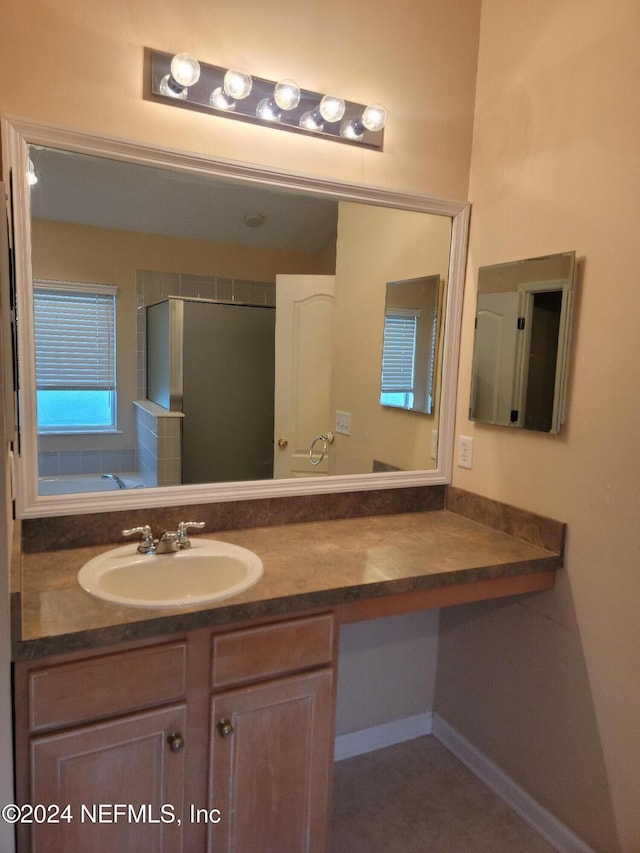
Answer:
[[122, 521, 205, 554], [102, 472, 127, 489]]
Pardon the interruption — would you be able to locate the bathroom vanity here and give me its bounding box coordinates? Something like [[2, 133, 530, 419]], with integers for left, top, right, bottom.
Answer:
[[15, 615, 335, 852], [11, 490, 564, 852]]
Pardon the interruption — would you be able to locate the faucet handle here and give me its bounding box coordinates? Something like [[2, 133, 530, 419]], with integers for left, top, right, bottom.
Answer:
[[177, 521, 205, 548], [122, 524, 155, 553]]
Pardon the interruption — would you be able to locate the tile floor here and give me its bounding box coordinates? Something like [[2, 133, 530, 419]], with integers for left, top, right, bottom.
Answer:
[[331, 736, 555, 852]]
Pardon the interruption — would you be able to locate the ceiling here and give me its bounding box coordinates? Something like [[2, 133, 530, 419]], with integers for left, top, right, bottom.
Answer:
[[28, 145, 339, 253]]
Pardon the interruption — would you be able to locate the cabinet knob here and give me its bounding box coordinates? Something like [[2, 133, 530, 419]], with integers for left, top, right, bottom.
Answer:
[[217, 718, 234, 738], [167, 732, 185, 752]]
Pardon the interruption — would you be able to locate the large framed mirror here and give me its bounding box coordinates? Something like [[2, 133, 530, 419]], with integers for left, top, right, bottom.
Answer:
[[2, 117, 469, 518], [469, 251, 575, 434]]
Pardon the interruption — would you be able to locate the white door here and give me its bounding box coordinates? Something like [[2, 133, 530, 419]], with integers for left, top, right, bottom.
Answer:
[[274, 275, 335, 479], [470, 291, 519, 425]]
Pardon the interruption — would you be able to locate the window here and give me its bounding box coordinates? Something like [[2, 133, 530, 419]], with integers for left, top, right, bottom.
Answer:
[[380, 309, 418, 409], [33, 281, 117, 433]]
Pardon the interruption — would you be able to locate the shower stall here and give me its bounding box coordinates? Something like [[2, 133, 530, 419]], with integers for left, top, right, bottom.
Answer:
[[146, 296, 275, 484]]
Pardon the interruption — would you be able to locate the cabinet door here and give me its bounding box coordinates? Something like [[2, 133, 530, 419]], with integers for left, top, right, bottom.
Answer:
[[208, 669, 333, 853], [30, 704, 186, 853]]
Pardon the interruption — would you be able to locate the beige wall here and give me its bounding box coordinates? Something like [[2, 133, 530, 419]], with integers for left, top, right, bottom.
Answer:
[[0, 4, 481, 840], [332, 202, 451, 473], [438, 2, 640, 850], [0, 0, 480, 200], [6, 3, 640, 851]]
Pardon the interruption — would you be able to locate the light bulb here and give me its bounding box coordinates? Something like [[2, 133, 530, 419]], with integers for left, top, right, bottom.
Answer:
[[361, 103, 387, 133], [341, 103, 387, 140], [210, 69, 253, 111], [300, 110, 323, 131], [256, 97, 282, 122], [210, 87, 235, 110], [340, 118, 364, 140], [300, 95, 345, 132], [170, 53, 201, 88], [159, 75, 188, 100], [274, 80, 301, 111], [159, 52, 201, 99], [318, 95, 345, 123], [224, 69, 252, 100], [27, 157, 38, 187]]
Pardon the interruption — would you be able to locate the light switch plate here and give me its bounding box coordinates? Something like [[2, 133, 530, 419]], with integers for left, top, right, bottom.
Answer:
[[457, 435, 474, 469], [335, 410, 352, 436]]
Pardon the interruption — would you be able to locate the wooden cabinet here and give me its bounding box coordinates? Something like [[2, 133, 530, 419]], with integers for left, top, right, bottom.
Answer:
[[30, 704, 187, 853], [14, 613, 336, 853], [207, 614, 335, 852]]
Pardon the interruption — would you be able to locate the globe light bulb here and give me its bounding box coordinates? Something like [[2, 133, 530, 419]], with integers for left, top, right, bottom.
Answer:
[[300, 94, 346, 132], [159, 52, 201, 99], [299, 110, 323, 131], [224, 69, 252, 101], [210, 69, 253, 111], [256, 97, 282, 122], [318, 95, 345, 123], [159, 75, 188, 100], [341, 103, 387, 140], [340, 118, 364, 140], [274, 80, 301, 111], [210, 87, 236, 110], [170, 53, 201, 88], [361, 103, 387, 133]]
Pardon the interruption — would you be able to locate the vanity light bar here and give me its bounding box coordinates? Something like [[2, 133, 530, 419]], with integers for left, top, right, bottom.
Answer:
[[148, 50, 386, 151]]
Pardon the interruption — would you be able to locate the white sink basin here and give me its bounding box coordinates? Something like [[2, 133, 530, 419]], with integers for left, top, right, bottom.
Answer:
[[78, 538, 263, 608]]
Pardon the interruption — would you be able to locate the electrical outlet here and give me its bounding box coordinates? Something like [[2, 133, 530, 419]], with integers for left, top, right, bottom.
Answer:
[[457, 435, 474, 469], [335, 410, 352, 436]]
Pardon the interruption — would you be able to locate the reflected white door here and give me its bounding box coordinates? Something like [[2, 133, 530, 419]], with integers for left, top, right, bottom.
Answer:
[[274, 275, 335, 478], [470, 291, 519, 425]]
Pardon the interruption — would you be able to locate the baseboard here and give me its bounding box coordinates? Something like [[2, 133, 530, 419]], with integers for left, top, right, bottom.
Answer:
[[334, 711, 433, 761], [432, 714, 595, 853]]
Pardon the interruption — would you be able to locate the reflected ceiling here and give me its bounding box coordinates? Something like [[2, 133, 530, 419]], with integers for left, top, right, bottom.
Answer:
[[29, 146, 338, 251]]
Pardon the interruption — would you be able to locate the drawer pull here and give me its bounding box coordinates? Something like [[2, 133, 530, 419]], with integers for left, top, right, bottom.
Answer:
[[167, 732, 185, 752], [217, 718, 234, 738]]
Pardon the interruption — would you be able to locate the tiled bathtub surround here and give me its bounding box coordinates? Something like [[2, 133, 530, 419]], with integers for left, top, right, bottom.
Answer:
[[38, 449, 137, 477], [133, 401, 183, 488]]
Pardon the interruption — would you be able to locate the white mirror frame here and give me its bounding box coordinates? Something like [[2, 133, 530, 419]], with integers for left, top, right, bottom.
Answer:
[[2, 115, 469, 519]]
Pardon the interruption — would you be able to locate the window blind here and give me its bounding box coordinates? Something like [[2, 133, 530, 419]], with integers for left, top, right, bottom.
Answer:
[[33, 281, 116, 391], [380, 311, 418, 393]]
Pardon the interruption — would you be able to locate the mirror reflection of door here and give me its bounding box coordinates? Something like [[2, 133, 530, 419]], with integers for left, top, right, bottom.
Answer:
[[469, 291, 519, 425], [515, 286, 564, 432], [469, 251, 575, 434], [274, 275, 335, 478]]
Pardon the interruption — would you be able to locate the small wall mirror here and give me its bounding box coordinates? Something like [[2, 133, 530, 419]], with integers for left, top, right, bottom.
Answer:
[[379, 275, 442, 414], [469, 251, 575, 434]]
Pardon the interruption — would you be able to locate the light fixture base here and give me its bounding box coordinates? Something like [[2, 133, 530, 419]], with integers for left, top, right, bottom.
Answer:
[[148, 50, 385, 151]]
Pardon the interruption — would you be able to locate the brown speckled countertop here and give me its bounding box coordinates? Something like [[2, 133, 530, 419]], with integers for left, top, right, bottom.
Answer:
[[13, 496, 564, 661]]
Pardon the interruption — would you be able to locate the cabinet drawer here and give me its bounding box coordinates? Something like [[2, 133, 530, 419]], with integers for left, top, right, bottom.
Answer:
[[212, 614, 334, 688], [28, 641, 187, 732]]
